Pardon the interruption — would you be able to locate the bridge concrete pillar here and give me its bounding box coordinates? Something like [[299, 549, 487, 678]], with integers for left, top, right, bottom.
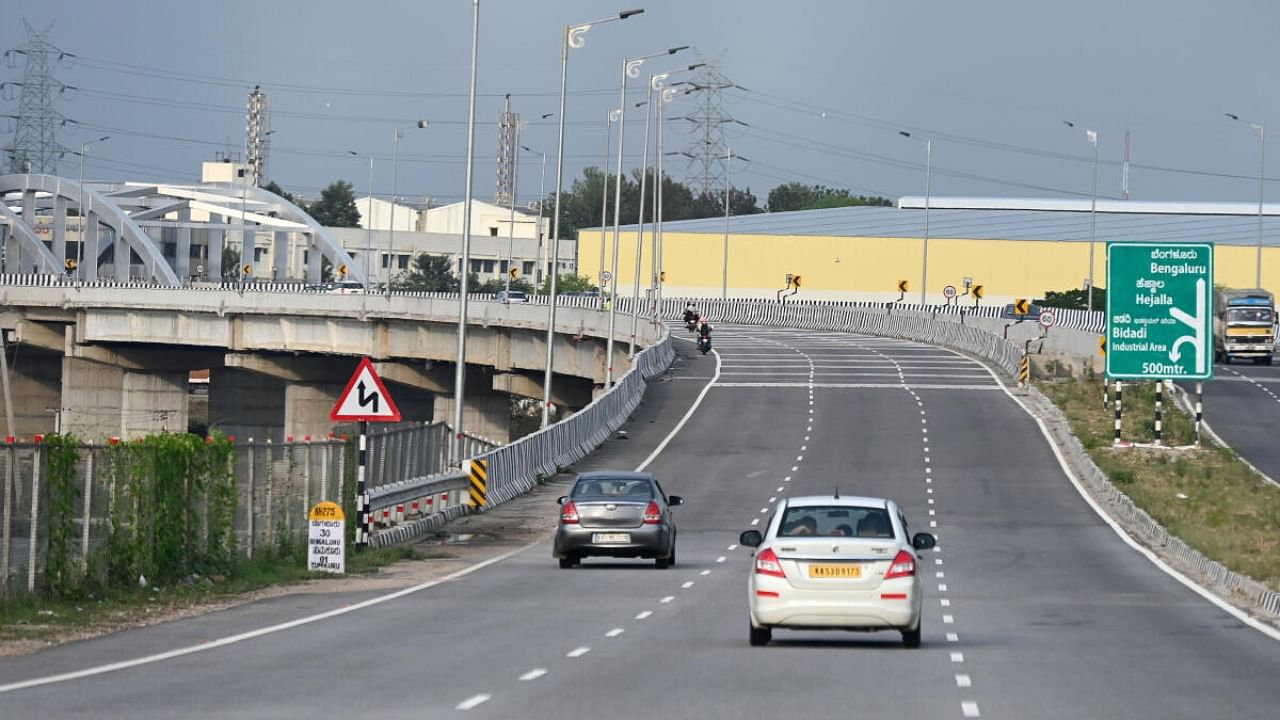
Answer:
[[176, 208, 193, 278], [431, 391, 510, 445], [0, 349, 61, 439], [60, 357, 188, 439], [53, 195, 67, 268], [84, 212, 101, 280], [273, 231, 289, 281], [209, 227, 225, 280], [208, 367, 284, 442]]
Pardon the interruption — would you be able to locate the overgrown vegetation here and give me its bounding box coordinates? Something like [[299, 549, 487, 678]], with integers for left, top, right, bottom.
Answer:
[[1040, 376, 1280, 590]]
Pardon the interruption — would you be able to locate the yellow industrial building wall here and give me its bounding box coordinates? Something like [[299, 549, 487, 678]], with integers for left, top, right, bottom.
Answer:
[[577, 228, 1275, 304]]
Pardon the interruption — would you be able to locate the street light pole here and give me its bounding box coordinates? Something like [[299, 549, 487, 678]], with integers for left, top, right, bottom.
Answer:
[[504, 119, 523, 299], [389, 120, 428, 296], [599, 107, 620, 290], [722, 146, 732, 300], [452, 0, 481, 465], [1228, 113, 1267, 288], [898, 131, 931, 305], [521, 144, 547, 285], [346, 150, 375, 290], [76, 135, 109, 280], [1087, 129, 1099, 312], [543, 8, 643, 428], [606, 45, 688, 389]]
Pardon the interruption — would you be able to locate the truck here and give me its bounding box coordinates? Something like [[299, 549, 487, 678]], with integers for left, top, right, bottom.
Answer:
[[1213, 288, 1275, 365]]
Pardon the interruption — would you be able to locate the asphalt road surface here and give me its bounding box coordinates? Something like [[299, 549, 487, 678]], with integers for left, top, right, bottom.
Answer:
[[2, 325, 1279, 718], [1193, 360, 1280, 482]]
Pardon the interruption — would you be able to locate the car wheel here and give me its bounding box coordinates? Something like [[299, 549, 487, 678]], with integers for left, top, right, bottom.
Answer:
[[558, 554, 578, 569], [749, 625, 771, 647], [901, 625, 922, 649], [668, 545, 676, 566], [1267, 356, 1275, 366], [655, 554, 671, 569]]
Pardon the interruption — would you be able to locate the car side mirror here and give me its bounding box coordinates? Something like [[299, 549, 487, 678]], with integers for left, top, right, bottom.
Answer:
[[739, 530, 763, 548], [557, 496, 567, 505], [912, 532, 936, 551], [668, 495, 684, 507]]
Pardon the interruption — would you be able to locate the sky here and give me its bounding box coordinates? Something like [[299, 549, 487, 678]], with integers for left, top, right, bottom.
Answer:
[[4, 0, 1280, 209]]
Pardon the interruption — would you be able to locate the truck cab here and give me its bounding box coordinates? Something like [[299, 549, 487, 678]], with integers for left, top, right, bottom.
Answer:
[[1213, 289, 1275, 365]]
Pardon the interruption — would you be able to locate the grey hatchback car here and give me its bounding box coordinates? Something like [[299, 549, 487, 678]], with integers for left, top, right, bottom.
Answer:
[[554, 471, 683, 569]]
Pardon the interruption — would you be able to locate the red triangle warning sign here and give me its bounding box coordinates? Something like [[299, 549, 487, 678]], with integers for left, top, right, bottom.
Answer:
[[331, 357, 402, 422]]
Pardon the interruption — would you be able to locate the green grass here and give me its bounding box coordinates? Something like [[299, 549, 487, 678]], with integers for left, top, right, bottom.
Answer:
[[0, 544, 443, 648], [1040, 376, 1280, 591]]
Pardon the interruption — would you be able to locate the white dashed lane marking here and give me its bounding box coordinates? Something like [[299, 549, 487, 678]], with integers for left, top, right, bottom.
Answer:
[[681, 581, 694, 589], [950, 652, 965, 663], [606, 628, 625, 638], [660, 596, 675, 603], [956, 674, 972, 688], [519, 668, 547, 682], [700, 569, 711, 576], [947, 633, 959, 642], [456, 694, 491, 710], [962, 701, 982, 718], [567, 647, 591, 658], [636, 611, 653, 620]]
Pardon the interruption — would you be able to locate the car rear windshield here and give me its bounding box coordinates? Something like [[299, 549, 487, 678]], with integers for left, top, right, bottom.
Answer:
[[571, 479, 654, 499], [779, 506, 894, 539]]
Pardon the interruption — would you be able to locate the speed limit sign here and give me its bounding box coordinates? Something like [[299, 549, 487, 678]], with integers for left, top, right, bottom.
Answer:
[[942, 285, 957, 300], [600, 270, 612, 283], [1039, 310, 1057, 329]]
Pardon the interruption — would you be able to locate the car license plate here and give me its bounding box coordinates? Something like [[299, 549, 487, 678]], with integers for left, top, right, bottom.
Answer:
[[592, 533, 630, 543], [809, 563, 861, 578], [1228, 327, 1270, 336]]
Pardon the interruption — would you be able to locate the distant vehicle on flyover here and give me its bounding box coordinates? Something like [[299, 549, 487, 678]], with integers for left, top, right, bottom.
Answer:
[[1213, 288, 1275, 365]]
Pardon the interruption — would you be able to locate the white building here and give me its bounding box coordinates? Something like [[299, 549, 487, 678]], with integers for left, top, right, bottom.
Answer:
[[327, 227, 572, 288], [418, 199, 544, 241], [354, 196, 420, 233]]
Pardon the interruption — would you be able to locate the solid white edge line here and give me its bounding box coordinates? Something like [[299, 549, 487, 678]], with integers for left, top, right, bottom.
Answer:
[[968, 351, 1280, 643], [635, 345, 722, 473], [0, 541, 540, 694]]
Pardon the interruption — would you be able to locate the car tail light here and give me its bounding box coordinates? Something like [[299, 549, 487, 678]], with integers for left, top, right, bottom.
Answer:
[[884, 549, 915, 580], [643, 501, 662, 524], [755, 548, 786, 578], [560, 501, 580, 524]]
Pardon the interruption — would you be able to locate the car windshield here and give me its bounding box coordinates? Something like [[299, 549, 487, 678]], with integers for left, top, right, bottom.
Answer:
[[779, 506, 894, 538], [571, 479, 654, 500], [1227, 307, 1273, 323]]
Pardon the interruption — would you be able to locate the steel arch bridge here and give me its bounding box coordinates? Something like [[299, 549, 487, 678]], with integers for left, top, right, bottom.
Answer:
[[0, 174, 362, 286]]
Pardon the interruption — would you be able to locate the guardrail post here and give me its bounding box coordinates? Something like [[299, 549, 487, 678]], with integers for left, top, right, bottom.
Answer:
[[1194, 382, 1203, 446], [469, 458, 488, 509], [80, 450, 94, 573], [356, 421, 369, 548], [28, 435, 43, 592], [246, 438, 256, 560], [2, 437, 13, 585], [1113, 381, 1123, 445], [1153, 381, 1164, 446]]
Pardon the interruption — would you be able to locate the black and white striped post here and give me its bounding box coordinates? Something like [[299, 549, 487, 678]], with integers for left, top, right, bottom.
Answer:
[[1194, 381, 1203, 446], [1114, 380, 1123, 445], [356, 421, 370, 547], [1153, 381, 1164, 446]]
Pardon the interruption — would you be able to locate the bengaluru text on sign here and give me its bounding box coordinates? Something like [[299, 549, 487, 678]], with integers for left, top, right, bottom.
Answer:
[[1105, 242, 1214, 381]]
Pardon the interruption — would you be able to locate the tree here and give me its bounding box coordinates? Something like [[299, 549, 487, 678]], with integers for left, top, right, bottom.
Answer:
[[476, 278, 535, 295], [308, 180, 361, 228], [393, 254, 459, 292], [538, 273, 597, 295], [1037, 286, 1106, 311], [221, 246, 241, 281], [766, 182, 891, 212], [261, 179, 302, 207]]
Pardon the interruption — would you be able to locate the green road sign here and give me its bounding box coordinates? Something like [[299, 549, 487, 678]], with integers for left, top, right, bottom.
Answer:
[[1106, 242, 1214, 380]]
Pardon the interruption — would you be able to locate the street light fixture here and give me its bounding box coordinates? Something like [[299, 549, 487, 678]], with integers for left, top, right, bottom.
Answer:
[[1227, 112, 1267, 288], [543, 7, 643, 429], [388, 120, 429, 296], [347, 149, 376, 290], [605, 45, 689, 389], [899, 131, 931, 305], [76, 135, 109, 280]]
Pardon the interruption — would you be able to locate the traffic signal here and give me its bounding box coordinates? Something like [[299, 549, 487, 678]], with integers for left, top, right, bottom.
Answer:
[[64, 258, 76, 270], [897, 279, 909, 293], [972, 284, 984, 300], [509, 267, 520, 279], [793, 275, 802, 288], [337, 264, 349, 277], [1014, 298, 1029, 315]]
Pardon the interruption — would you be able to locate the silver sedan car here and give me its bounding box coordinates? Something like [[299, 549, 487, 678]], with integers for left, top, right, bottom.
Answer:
[[554, 471, 683, 569], [740, 495, 936, 647]]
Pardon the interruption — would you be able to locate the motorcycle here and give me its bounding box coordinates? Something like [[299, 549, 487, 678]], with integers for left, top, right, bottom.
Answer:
[[685, 314, 699, 333], [697, 335, 712, 354]]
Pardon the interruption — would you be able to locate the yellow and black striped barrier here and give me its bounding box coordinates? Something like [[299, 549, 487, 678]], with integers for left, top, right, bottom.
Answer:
[[469, 459, 488, 508], [1019, 355, 1030, 387]]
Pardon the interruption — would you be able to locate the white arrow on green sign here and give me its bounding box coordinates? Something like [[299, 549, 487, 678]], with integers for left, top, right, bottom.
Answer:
[[1106, 242, 1214, 380]]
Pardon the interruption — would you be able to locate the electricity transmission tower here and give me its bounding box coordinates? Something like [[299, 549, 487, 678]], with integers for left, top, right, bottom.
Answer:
[[495, 94, 519, 207], [682, 60, 737, 198], [2, 21, 70, 175], [245, 85, 271, 186]]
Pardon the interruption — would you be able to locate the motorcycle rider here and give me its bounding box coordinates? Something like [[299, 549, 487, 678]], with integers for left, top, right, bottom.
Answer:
[[697, 317, 713, 351], [683, 302, 699, 330]]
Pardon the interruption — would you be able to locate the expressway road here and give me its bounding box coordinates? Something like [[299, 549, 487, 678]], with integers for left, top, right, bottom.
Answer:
[[3, 325, 1280, 718], [1193, 360, 1280, 482]]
